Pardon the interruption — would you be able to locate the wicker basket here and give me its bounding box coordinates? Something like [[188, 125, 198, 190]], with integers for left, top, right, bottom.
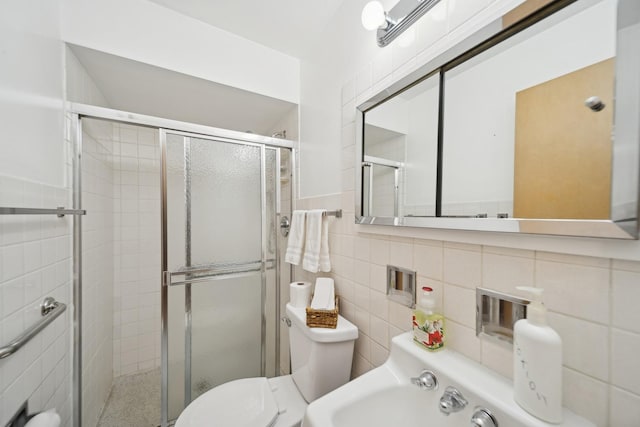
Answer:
[[306, 296, 339, 329]]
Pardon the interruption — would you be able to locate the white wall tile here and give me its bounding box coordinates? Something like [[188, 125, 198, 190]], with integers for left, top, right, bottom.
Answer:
[[355, 63, 373, 96], [611, 329, 640, 395], [369, 290, 389, 322], [443, 284, 476, 328], [481, 337, 513, 379], [482, 251, 534, 294], [413, 241, 443, 280], [0, 177, 71, 427], [354, 236, 370, 262], [547, 312, 609, 382], [536, 260, 609, 324], [562, 368, 608, 427], [341, 79, 356, 106], [609, 387, 640, 427], [369, 315, 389, 347], [445, 320, 481, 362], [370, 237, 390, 266], [612, 269, 640, 333], [388, 240, 413, 270], [443, 247, 481, 288], [372, 48, 393, 85]]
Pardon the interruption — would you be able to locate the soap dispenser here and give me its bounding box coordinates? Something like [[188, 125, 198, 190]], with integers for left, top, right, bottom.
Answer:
[[513, 287, 562, 424], [412, 286, 444, 351]]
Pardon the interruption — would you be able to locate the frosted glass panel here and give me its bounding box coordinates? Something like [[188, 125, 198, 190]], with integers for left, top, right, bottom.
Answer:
[[190, 139, 262, 266], [164, 132, 281, 421], [190, 273, 262, 398]]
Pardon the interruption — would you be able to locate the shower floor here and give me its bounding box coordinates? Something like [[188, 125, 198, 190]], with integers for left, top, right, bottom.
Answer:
[[97, 368, 161, 427]]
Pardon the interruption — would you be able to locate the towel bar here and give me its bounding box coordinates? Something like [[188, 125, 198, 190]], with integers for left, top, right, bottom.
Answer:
[[280, 209, 342, 237], [0, 207, 86, 217]]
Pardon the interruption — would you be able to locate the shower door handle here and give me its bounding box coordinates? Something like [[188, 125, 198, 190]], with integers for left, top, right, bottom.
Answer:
[[162, 260, 272, 288]]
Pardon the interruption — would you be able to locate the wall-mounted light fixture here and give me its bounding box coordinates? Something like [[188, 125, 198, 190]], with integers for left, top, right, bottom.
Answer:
[[361, 0, 442, 47]]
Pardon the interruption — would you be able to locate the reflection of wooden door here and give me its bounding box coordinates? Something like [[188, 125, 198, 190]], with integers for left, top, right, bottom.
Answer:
[[513, 58, 614, 219]]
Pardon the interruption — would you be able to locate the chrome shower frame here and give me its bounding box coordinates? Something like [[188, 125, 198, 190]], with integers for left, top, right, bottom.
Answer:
[[69, 103, 294, 427]]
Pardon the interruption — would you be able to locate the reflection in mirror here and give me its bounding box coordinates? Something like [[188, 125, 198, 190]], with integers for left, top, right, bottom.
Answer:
[[442, 0, 616, 219], [363, 73, 440, 218], [356, 0, 639, 238]]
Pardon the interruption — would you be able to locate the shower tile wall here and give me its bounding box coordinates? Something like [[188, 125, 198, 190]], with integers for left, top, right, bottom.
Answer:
[[81, 120, 115, 426], [112, 124, 161, 377], [0, 175, 72, 426]]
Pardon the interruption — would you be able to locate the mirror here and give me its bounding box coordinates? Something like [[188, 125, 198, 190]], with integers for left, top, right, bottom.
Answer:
[[363, 73, 440, 218], [356, 0, 640, 239]]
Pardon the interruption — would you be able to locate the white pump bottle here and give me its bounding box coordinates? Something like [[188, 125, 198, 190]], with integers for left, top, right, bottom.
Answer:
[[513, 287, 563, 424]]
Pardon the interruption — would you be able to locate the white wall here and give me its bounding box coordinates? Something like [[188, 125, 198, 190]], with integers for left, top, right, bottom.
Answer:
[[0, 0, 66, 187], [60, 0, 300, 105], [0, 1, 72, 425], [295, 0, 640, 425]]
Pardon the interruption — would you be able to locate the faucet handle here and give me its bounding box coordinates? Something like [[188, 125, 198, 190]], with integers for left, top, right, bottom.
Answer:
[[471, 408, 498, 427], [439, 386, 468, 415], [410, 370, 438, 390]]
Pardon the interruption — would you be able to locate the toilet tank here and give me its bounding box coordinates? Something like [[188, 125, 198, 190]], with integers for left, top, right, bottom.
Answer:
[[285, 303, 358, 402]]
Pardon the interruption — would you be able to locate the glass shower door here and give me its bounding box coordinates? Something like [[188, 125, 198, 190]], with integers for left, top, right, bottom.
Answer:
[[160, 130, 279, 425]]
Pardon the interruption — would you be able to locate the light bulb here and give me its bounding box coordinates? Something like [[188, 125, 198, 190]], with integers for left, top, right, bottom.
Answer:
[[361, 1, 386, 31]]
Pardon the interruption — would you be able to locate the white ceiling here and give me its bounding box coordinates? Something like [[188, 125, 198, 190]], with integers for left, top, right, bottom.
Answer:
[[70, 44, 297, 136], [146, 0, 347, 58]]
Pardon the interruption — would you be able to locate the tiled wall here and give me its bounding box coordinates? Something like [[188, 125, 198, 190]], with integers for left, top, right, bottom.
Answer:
[[295, 193, 640, 426], [81, 119, 115, 426], [0, 175, 72, 426], [111, 124, 161, 376]]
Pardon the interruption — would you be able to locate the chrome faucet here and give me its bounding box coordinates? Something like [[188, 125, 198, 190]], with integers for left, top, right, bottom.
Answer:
[[410, 370, 438, 390], [439, 386, 468, 415]]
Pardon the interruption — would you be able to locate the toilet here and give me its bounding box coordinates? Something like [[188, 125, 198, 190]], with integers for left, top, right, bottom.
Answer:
[[175, 303, 358, 427]]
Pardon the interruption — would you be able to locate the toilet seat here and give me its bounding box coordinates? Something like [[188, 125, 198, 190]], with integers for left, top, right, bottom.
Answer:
[[176, 377, 279, 427], [175, 375, 307, 427]]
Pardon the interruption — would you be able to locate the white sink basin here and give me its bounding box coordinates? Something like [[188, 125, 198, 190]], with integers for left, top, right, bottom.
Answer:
[[303, 332, 594, 427]]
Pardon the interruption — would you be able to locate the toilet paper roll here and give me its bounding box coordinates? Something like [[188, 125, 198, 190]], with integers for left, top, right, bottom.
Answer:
[[290, 282, 312, 308], [25, 409, 61, 427]]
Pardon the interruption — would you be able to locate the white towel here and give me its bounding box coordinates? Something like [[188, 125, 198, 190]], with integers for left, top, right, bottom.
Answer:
[[285, 210, 306, 265], [319, 213, 331, 272], [311, 277, 335, 310], [302, 209, 331, 273]]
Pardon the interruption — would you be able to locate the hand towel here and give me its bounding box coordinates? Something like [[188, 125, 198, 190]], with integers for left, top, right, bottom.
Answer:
[[285, 210, 306, 265], [319, 212, 331, 273], [302, 209, 331, 273]]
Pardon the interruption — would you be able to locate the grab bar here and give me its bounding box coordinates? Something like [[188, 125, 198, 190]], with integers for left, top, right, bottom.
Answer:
[[0, 297, 67, 359], [0, 207, 86, 217]]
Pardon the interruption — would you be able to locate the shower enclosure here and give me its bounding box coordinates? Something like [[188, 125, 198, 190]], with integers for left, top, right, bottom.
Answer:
[[72, 106, 293, 427], [161, 130, 284, 424]]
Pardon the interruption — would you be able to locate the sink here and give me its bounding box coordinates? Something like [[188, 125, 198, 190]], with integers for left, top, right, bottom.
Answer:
[[303, 332, 594, 427]]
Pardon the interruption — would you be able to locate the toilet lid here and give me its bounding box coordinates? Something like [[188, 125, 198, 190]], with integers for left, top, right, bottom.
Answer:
[[176, 377, 279, 427]]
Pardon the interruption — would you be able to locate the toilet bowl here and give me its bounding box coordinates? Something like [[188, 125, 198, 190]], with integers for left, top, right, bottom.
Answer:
[[175, 303, 358, 427]]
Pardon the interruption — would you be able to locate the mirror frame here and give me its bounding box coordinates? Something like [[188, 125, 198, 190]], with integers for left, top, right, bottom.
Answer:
[[356, 0, 639, 239]]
